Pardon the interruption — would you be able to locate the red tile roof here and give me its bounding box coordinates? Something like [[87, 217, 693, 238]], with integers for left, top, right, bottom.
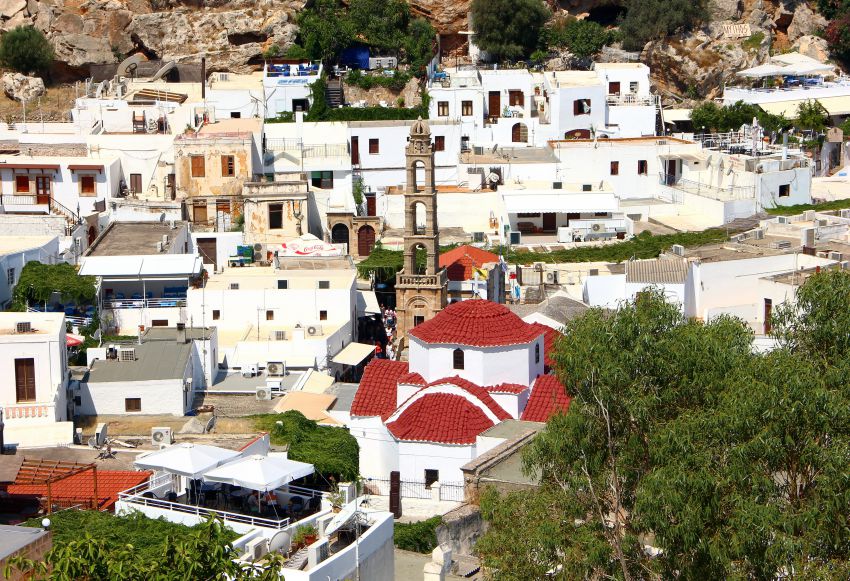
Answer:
[[350, 359, 410, 419], [521, 374, 571, 422], [486, 383, 529, 394], [397, 371, 425, 386], [527, 323, 562, 370], [439, 245, 500, 282], [387, 394, 499, 444], [409, 300, 544, 347], [422, 377, 512, 421], [7, 470, 152, 511]]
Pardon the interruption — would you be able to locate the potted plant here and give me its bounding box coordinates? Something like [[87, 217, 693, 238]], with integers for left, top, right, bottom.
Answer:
[[328, 485, 346, 513], [292, 524, 319, 550]]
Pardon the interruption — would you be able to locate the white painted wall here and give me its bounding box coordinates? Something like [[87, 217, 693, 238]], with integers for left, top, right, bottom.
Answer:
[[191, 231, 244, 271], [78, 377, 189, 416], [407, 336, 544, 388], [398, 441, 475, 482], [351, 416, 400, 480]]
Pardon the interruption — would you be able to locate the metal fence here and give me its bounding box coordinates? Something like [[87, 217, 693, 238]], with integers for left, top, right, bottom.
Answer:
[[362, 478, 465, 502], [438, 482, 465, 502]]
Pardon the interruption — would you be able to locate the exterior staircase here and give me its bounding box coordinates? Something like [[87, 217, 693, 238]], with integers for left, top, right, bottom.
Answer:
[[326, 79, 344, 108], [283, 546, 309, 570]]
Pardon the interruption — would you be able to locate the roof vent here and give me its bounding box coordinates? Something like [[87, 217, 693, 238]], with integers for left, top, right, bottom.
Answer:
[[671, 244, 685, 256], [15, 321, 31, 333], [119, 348, 136, 361]]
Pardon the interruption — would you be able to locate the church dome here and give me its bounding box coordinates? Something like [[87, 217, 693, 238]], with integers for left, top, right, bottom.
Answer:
[[408, 299, 544, 347]]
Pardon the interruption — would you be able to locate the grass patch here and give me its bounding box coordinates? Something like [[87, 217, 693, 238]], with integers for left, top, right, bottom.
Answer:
[[24, 510, 238, 561], [394, 516, 442, 553], [765, 199, 850, 216]]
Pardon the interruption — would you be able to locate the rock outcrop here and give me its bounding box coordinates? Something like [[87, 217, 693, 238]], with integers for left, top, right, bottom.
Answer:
[[0, 0, 838, 95], [2, 72, 45, 101]]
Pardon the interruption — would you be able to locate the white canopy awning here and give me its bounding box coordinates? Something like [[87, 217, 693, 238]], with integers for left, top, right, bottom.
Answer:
[[736, 64, 787, 78], [202, 454, 315, 492], [134, 443, 240, 479], [332, 342, 375, 366], [659, 152, 706, 162], [80, 254, 202, 278], [356, 290, 381, 315], [781, 62, 834, 76]]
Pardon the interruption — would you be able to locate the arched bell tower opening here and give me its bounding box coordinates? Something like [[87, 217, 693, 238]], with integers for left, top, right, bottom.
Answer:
[[395, 117, 448, 344]]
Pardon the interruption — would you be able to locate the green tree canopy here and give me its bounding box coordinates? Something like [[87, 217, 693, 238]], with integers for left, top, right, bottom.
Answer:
[[619, 0, 709, 52], [543, 15, 612, 59], [470, 0, 550, 61], [690, 100, 791, 133], [477, 273, 850, 579], [405, 17, 436, 76], [795, 99, 830, 132], [348, 0, 409, 54], [297, 0, 354, 65], [0, 26, 53, 75], [11, 261, 96, 311]]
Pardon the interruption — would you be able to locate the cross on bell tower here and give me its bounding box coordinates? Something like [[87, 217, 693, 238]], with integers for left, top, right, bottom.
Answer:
[[395, 118, 447, 342]]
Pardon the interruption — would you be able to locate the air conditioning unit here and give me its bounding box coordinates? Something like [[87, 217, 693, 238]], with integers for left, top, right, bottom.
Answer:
[[753, 228, 765, 240], [840, 209, 850, 219], [162, 234, 169, 245], [777, 216, 789, 225], [591, 223, 604, 233], [307, 539, 330, 568], [545, 271, 559, 284], [817, 219, 829, 227], [266, 361, 284, 376], [119, 348, 136, 361], [242, 363, 258, 377], [306, 325, 323, 336], [829, 252, 843, 261], [671, 244, 685, 256], [533, 262, 545, 272], [151, 427, 173, 446], [245, 537, 268, 561], [229, 283, 240, 290], [15, 321, 32, 333], [256, 386, 272, 401], [156, 241, 164, 252]]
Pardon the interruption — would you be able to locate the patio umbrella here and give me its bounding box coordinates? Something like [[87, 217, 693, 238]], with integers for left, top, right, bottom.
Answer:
[[66, 333, 85, 347], [134, 443, 240, 480], [202, 455, 314, 492], [781, 62, 834, 76]]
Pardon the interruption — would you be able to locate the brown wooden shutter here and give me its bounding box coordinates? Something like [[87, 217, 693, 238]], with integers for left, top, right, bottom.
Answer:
[[15, 358, 35, 402]]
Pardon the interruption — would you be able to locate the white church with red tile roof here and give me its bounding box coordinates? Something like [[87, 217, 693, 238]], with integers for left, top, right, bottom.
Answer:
[[349, 299, 571, 483]]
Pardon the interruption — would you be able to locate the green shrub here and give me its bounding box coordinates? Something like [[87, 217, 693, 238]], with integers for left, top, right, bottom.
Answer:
[[690, 100, 791, 134], [252, 410, 359, 481], [815, 0, 850, 19], [346, 68, 412, 92], [742, 31, 765, 50], [619, 0, 709, 52], [0, 26, 54, 75], [394, 517, 442, 553], [471, 0, 550, 61], [11, 261, 96, 311], [825, 14, 850, 63], [544, 15, 612, 58]]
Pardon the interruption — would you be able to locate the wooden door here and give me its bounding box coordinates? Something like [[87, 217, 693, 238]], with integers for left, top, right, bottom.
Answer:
[[542, 213, 557, 232], [193, 203, 208, 224], [351, 136, 360, 165], [365, 192, 376, 216], [608, 81, 621, 95], [357, 225, 376, 256], [197, 237, 218, 269], [167, 174, 176, 200], [15, 358, 35, 402], [35, 176, 51, 205], [488, 91, 500, 118], [666, 159, 677, 184]]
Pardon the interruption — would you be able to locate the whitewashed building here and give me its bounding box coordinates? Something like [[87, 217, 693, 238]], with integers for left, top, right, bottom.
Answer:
[[349, 299, 569, 483], [0, 312, 73, 447]]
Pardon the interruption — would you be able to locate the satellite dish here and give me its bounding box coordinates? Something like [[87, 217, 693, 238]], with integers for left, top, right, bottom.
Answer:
[[325, 502, 357, 537], [159, 213, 166, 223], [268, 530, 291, 553], [487, 172, 500, 183], [491, 144, 499, 154]]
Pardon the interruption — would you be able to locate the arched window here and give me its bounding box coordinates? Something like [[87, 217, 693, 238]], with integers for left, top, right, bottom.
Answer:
[[453, 348, 464, 370], [511, 122, 528, 143], [535, 343, 540, 364]]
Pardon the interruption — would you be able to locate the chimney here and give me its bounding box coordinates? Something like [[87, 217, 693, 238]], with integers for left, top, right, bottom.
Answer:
[[176, 322, 187, 344], [201, 57, 206, 100]]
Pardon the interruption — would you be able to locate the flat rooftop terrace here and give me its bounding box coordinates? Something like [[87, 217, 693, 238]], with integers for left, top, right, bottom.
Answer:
[[86, 221, 187, 256], [460, 147, 558, 165]]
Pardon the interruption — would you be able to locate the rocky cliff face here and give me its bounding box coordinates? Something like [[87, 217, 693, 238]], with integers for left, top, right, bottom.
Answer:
[[0, 0, 835, 94]]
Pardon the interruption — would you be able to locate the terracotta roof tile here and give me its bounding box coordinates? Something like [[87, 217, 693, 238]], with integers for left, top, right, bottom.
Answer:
[[423, 377, 512, 421], [486, 383, 529, 394], [397, 371, 425, 386], [7, 470, 152, 511], [386, 394, 498, 444], [409, 300, 544, 347], [439, 245, 500, 282], [350, 359, 410, 419], [521, 374, 571, 422]]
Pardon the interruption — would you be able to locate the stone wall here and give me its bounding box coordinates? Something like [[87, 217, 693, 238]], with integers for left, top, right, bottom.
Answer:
[[435, 504, 487, 558], [0, 214, 68, 237]]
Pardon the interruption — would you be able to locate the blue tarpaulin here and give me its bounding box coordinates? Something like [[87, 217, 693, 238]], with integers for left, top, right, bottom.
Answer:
[[340, 45, 369, 69]]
